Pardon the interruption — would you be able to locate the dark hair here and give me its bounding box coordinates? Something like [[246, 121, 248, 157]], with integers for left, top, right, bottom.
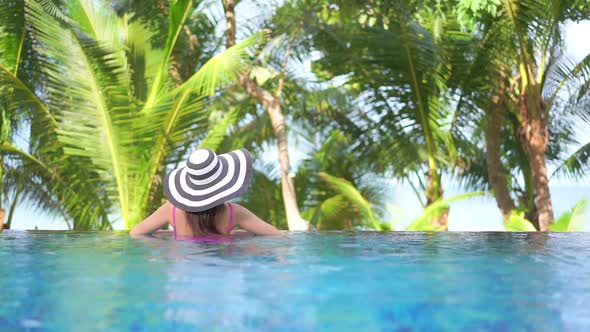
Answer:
[[185, 204, 223, 236]]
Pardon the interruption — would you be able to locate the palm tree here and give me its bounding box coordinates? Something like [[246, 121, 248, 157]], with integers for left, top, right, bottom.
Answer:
[[307, 0, 472, 230], [0, 0, 25, 228], [0, 0, 261, 229], [456, 0, 590, 230], [0, 0, 105, 230], [222, 0, 311, 231]]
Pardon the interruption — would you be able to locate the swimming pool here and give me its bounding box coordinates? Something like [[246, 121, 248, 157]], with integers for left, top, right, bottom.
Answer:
[[1, 231, 589, 331]]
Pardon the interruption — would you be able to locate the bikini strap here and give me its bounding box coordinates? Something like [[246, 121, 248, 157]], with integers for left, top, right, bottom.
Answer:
[[172, 205, 177, 239], [227, 203, 234, 234]]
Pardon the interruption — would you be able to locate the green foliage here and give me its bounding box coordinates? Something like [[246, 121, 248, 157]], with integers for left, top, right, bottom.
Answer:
[[0, 0, 262, 229], [2, 0, 589, 232], [554, 142, 590, 179], [406, 192, 488, 231], [198, 108, 242, 151], [307, 0, 476, 228], [447, 0, 590, 229], [503, 199, 589, 231], [236, 162, 288, 229], [0, 0, 113, 229], [504, 211, 537, 232], [218, 0, 590, 232], [318, 172, 382, 230], [550, 198, 588, 231], [456, 0, 501, 28], [294, 128, 388, 230], [301, 194, 350, 230]]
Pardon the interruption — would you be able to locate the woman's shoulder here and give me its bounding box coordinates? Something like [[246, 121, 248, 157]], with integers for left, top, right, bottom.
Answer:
[[228, 203, 280, 235]]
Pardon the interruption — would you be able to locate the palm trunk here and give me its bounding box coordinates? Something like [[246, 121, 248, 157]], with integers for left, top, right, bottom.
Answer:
[[425, 169, 447, 230], [510, 115, 539, 228], [5, 187, 21, 230], [485, 107, 516, 219], [223, 0, 309, 230], [237, 77, 308, 229], [266, 99, 306, 230], [517, 91, 554, 231], [521, 164, 538, 228], [529, 147, 552, 231], [5, 177, 24, 230]]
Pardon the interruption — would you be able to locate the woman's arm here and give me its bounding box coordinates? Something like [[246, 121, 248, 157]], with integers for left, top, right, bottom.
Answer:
[[130, 202, 172, 236], [233, 204, 281, 235]]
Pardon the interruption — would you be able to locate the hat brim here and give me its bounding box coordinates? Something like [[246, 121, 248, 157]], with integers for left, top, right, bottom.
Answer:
[[163, 148, 253, 212]]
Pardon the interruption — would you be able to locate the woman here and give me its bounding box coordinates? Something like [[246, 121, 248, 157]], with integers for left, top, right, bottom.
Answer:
[[130, 148, 280, 240]]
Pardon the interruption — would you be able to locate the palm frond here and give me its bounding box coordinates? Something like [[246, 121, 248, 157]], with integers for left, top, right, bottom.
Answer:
[[27, 0, 133, 220], [552, 141, 590, 178], [199, 108, 242, 150], [302, 194, 354, 230], [406, 191, 487, 231], [504, 210, 537, 231], [166, 32, 265, 97], [318, 172, 381, 230], [550, 198, 588, 231], [143, 0, 193, 109], [64, 0, 125, 44], [0, 0, 26, 73], [126, 20, 164, 103], [546, 53, 590, 108], [0, 65, 53, 124], [0, 143, 112, 229]]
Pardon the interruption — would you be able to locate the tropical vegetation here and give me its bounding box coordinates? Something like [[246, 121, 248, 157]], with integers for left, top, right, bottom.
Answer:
[[1, 0, 588, 232]]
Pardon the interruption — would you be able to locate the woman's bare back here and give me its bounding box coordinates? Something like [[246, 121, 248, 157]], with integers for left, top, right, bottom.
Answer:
[[172, 203, 232, 237]]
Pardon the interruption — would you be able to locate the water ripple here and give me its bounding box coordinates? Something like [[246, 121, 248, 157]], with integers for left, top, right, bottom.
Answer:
[[1, 230, 589, 331]]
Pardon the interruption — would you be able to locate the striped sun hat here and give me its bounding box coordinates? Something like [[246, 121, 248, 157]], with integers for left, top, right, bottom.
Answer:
[[163, 148, 253, 212]]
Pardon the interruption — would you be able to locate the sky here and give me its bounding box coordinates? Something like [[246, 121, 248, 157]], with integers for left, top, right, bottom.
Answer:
[[7, 9, 590, 231]]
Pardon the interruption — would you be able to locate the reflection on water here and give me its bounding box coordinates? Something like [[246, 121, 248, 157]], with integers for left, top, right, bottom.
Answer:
[[1, 231, 589, 331]]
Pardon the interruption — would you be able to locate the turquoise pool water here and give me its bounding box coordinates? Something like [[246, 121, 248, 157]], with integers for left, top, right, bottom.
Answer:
[[1, 231, 589, 331]]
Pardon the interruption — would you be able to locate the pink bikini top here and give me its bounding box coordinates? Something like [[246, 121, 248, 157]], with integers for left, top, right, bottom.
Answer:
[[171, 203, 234, 242]]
